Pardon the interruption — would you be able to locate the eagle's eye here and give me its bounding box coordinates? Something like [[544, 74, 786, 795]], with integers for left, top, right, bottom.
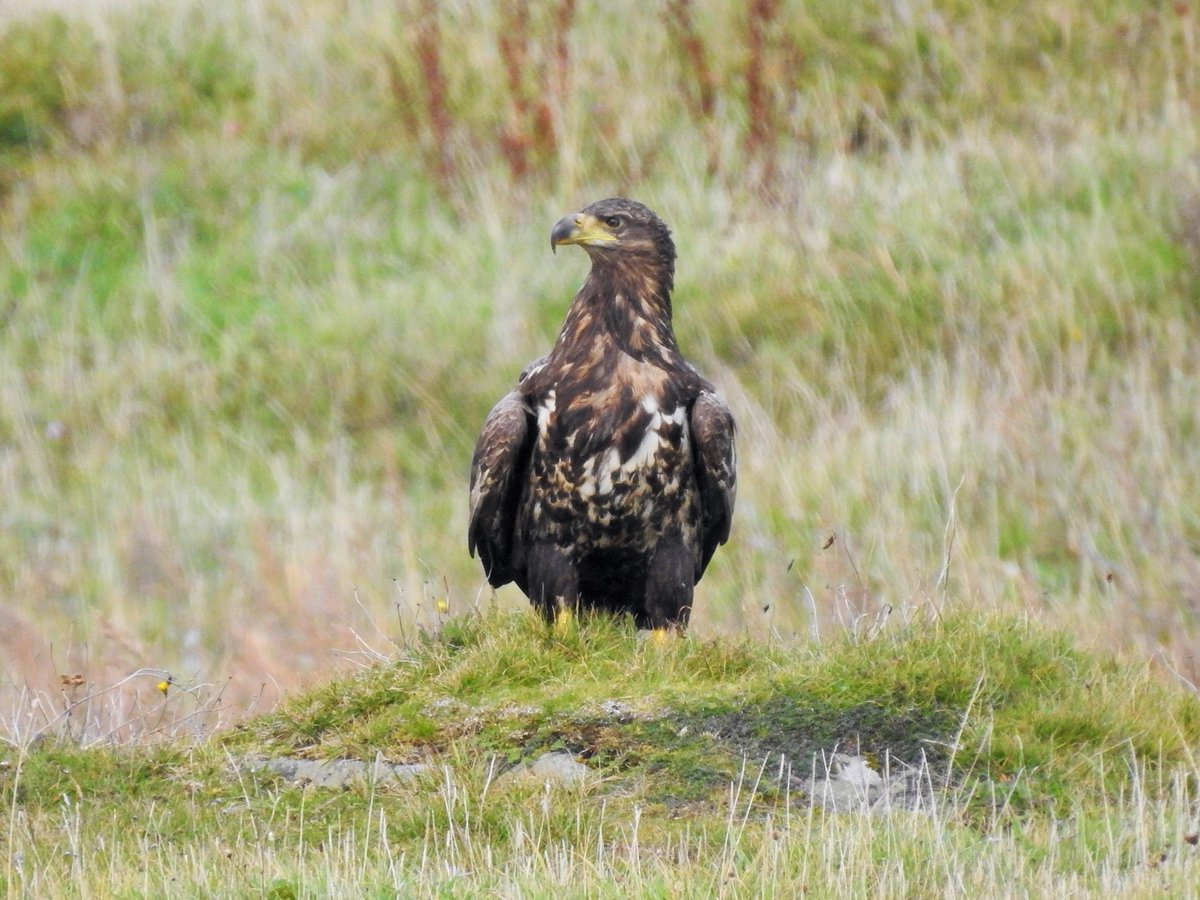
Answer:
[[603, 215, 623, 229]]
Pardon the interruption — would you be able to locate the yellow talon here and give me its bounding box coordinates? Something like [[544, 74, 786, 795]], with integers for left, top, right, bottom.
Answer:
[[554, 608, 574, 635]]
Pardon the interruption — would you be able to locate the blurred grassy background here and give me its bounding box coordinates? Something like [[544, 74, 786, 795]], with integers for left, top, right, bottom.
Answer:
[[1, 0, 1198, 715]]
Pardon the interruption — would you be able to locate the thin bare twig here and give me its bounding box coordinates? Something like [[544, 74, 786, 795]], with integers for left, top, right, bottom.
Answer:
[[935, 474, 966, 602]]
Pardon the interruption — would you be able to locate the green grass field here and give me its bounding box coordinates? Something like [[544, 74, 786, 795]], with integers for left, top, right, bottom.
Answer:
[[3, 0, 1200, 892]]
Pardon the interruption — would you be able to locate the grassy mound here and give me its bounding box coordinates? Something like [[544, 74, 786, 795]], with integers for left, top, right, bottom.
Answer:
[[5, 611, 1199, 895]]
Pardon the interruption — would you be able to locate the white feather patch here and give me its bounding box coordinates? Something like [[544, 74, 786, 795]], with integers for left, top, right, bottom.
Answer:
[[537, 390, 556, 435]]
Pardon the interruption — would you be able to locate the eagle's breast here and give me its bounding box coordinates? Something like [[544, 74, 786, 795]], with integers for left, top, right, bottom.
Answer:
[[576, 395, 688, 500], [523, 368, 699, 551]]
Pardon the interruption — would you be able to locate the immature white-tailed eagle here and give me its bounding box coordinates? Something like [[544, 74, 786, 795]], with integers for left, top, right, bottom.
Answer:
[[468, 198, 736, 629]]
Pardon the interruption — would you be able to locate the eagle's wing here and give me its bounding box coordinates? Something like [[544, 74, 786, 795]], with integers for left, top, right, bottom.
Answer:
[[690, 390, 737, 577], [468, 390, 534, 587]]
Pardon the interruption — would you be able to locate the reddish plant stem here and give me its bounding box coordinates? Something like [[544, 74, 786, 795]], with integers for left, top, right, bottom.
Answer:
[[745, 0, 780, 178], [416, 0, 455, 188], [665, 0, 717, 120]]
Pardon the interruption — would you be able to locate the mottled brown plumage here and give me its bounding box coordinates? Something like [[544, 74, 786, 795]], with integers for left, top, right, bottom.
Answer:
[[468, 199, 736, 628]]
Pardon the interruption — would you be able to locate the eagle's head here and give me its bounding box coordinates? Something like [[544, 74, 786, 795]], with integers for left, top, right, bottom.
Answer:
[[551, 198, 676, 292]]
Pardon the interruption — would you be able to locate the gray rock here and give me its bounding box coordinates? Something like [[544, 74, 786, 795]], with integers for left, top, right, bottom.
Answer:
[[497, 751, 592, 788], [599, 700, 636, 722], [827, 752, 883, 787], [241, 755, 429, 790], [800, 752, 935, 815]]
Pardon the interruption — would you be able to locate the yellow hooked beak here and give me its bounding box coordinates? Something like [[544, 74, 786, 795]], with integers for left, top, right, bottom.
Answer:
[[550, 213, 618, 253]]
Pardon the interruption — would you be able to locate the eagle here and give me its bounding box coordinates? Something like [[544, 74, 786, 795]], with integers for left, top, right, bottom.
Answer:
[[468, 198, 736, 629]]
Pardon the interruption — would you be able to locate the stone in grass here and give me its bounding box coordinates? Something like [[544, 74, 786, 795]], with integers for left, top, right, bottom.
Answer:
[[802, 752, 935, 815], [242, 755, 429, 790], [497, 751, 593, 788]]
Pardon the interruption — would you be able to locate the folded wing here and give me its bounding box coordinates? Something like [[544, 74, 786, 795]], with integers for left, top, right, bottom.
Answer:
[[690, 391, 737, 577], [468, 391, 534, 586]]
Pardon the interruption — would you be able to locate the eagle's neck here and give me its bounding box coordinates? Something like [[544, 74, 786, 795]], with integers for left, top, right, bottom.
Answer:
[[554, 256, 679, 365]]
